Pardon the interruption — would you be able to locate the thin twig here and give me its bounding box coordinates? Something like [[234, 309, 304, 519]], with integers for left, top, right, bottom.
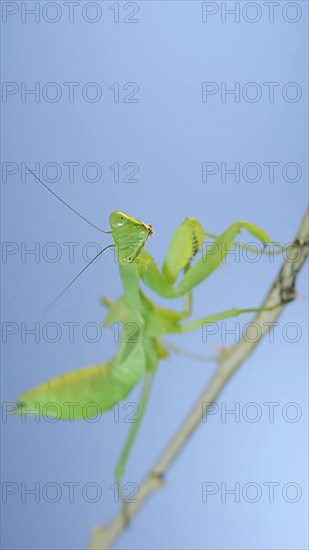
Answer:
[[89, 208, 309, 550]]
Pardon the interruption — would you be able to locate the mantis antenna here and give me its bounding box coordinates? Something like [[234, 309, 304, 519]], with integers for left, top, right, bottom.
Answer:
[[26, 167, 112, 234], [26, 166, 115, 312], [43, 243, 115, 315]]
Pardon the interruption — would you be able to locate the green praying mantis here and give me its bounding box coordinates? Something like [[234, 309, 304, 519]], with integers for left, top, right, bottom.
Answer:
[[16, 173, 283, 513]]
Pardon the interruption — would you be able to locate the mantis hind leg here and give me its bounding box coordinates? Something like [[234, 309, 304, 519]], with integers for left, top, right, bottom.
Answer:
[[178, 304, 282, 333], [165, 341, 217, 363], [115, 374, 153, 524]]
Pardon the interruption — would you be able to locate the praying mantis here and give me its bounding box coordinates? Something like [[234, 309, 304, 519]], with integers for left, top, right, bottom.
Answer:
[[15, 175, 283, 514]]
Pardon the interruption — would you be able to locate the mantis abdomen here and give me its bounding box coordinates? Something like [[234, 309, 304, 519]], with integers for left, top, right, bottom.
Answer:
[[16, 341, 147, 420]]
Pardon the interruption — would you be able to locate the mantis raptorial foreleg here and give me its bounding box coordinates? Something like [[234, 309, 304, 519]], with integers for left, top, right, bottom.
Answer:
[[139, 220, 274, 298], [176, 221, 271, 296], [162, 217, 204, 284]]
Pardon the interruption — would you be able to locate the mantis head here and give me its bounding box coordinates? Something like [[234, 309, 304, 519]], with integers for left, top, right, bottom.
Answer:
[[109, 211, 154, 263]]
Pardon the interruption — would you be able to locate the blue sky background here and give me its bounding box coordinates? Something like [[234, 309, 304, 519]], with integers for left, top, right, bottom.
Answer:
[[1, 1, 308, 549]]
